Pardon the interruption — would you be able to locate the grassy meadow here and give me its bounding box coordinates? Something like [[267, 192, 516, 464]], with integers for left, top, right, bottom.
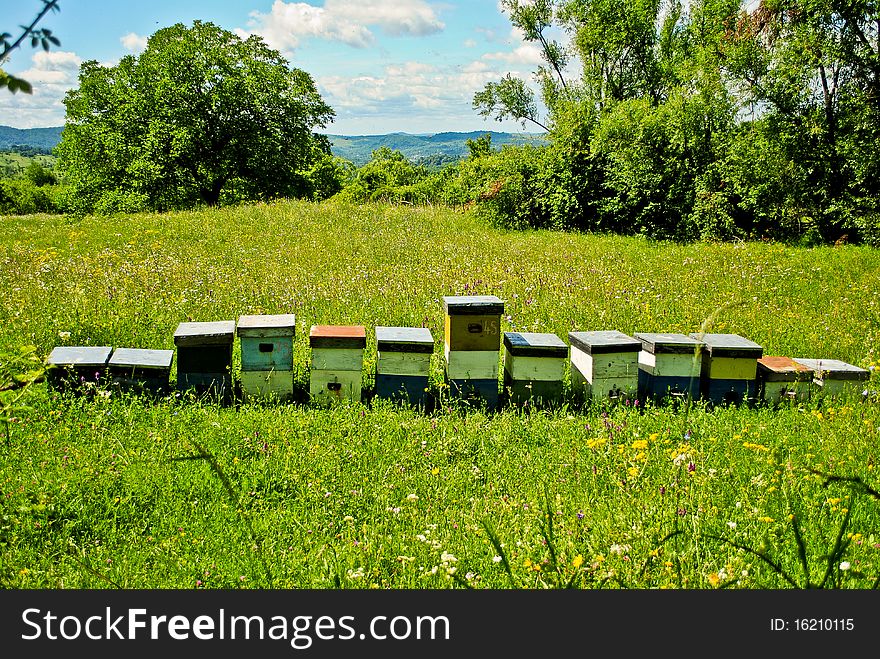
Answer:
[[1, 200, 879, 589]]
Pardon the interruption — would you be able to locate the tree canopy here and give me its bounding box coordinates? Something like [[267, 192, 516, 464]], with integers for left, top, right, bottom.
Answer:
[[471, 0, 880, 243], [56, 21, 335, 212]]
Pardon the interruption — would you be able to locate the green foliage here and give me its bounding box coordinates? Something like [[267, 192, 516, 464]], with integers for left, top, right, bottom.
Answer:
[[56, 21, 334, 213], [466, 0, 880, 244], [24, 161, 55, 186], [0, 178, 56, 214]]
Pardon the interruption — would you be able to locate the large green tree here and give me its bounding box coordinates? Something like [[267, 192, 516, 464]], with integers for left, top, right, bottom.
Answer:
[[57, 21, 335, 211]]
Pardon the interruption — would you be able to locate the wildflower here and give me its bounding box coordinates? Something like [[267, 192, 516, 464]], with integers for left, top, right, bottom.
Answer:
[[649, 433, 659, 442], [406, 493, 418, 502], [441, 551, 457, 563], [758, 516, 775, 523], [707, 573, 720, 588], [839, 561, 851, 571], [631, 439, 648, 450], [727, 521, 737, 529], [58, 331, 71, 340], [572, 555, 584, 569], [431, 467, 440, 475], [577, 511, 585, 520], [492, 555, 503, 563], [343, 515, 354, 522], [688, 462, 696, 473]]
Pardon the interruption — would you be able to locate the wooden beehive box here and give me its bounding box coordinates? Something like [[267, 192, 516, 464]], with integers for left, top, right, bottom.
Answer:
[[690, 333, 762, 405], [503, 332, 568, 406], [108, 347, 174, 395], [634, 332, 703, 403], [757, 356, 814, 404], [443, 295, 504, 408], [375, 326, 434, 408], [569, 330, 640, 402], [309, 325, 366, 406], [237, 314, 296, 402], [173, 320, 235, 399], [792, 358, 869, 397], [46, 346, 113, 390]]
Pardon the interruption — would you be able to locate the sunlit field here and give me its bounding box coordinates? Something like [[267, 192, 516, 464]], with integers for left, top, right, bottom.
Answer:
[[1, 200, 878, 589]]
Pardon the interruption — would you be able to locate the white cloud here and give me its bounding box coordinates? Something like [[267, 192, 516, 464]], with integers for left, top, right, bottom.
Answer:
[[0, 51, 82, 128], [120, 32, 148, 53], [463, 38, 477, 48], [243, 0, 445, 51]]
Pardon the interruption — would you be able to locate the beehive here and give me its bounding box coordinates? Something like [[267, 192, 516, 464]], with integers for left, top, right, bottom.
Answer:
[[443, 295, 503, 408], [757, 356, 814, 404], [108, 347, 174, 395], [502, 332, 568, 406], [690, 333, 762, 405], [46, 346, 113, 390], [374, 326, 434, 408], [309, 325, 366, 406], [237, 314, 296, 402], [792, 358, 869, 397], [569, 331, 640, 402], [173, 320, 235, 399], [634, 333, 703, 403]]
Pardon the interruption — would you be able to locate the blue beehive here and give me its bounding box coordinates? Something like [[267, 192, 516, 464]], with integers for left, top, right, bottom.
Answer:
[[375, 326, 434, 408], [174, 320, 235, 400], [690, 333, 762, 405], [635, 333, 703, 403]]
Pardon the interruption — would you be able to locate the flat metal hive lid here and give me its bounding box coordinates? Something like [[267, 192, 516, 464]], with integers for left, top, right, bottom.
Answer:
[[376, 326, 434, 353], [792, 358, 869, 381], [309, 325, 367, 349], [442, 295, 504, 315], [569, 330, 640, 354], [109, 348, 174, 370], [174, 321, 236, 346], [504, 332, 568, 357], [47, 346, 113, 367], [236, 314, 296, 337], [635, 332, 704, 354], [690, 333, 762, 358]]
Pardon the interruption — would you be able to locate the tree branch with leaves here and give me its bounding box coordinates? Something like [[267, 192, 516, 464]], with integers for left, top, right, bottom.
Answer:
[[0, 0, 61, 94]]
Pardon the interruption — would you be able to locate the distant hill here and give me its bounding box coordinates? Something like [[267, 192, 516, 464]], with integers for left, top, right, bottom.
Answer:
[[327, 131, 546, 166], [0, 125, 63, 153], [0, 125, 546, 165]]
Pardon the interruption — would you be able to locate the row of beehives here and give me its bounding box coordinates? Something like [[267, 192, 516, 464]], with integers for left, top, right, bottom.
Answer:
[[45, 295, 870, 408]]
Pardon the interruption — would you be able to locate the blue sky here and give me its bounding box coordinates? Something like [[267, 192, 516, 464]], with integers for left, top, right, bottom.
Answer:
[[0, 0, 561, 135]]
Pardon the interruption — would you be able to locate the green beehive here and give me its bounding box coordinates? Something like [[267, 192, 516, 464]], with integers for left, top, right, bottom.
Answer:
[[237, 314, 296, 401]]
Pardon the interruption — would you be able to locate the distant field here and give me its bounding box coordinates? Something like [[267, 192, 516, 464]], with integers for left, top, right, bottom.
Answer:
[[0, 152, 56, 178], [0, 201, 878, 589]]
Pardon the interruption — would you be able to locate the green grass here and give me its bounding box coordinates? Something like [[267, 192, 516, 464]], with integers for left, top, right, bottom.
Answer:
[[1, 199, 879, 589]]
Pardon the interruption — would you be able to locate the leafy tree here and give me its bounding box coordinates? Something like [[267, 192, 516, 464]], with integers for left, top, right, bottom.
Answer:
[[0, 0, 61, 94], [56, 21, 335, 212], [24, 160, 55, 186]]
